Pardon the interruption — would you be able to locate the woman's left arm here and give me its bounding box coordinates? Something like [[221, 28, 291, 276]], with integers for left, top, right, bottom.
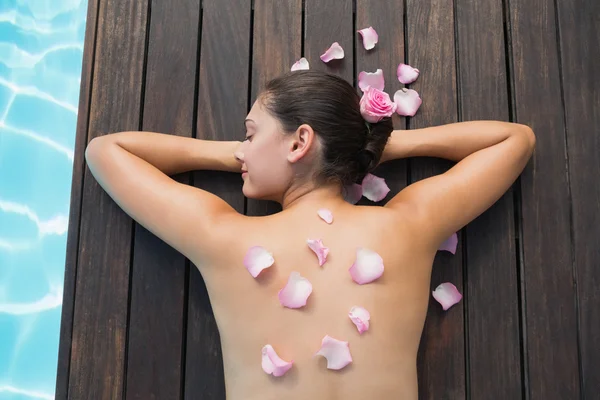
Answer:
[[85, 131, 242, 264]]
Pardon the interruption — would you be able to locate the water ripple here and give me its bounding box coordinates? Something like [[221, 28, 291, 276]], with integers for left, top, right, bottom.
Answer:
[[0, 77, 78, 114], [0, 385, 54, 400], [0, 42, 83, 69], [0, 198, 69, 236], [1, 122, 75, 161]]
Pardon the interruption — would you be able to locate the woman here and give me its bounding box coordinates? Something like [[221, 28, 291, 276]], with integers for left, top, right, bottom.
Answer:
[[85, 71, 535, 399]]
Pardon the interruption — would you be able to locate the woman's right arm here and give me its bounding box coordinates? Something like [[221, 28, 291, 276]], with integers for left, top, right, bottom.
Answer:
[[382, 121, 536, 251]]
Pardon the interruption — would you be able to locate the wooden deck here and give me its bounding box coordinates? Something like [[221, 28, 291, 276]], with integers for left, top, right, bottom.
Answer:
[[55, 0, 599, 398]]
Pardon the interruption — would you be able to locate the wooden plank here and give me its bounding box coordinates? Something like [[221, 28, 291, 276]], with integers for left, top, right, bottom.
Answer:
[[556, 0, 600, 396], [508, 0, 580, 397], [246, 0, 302, 216], [455, 0, 522, 397], [355, 0, 406, 204], [66, 0, 149, 398], [304, 0, 353, 81], [184, 1, 250, 398], [405, 1, 464, 398], [55, 0, 100, 397], [124, 0, 200, 398]]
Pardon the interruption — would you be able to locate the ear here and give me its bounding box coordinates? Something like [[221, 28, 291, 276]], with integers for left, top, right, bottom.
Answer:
[[287, 123, 316, 163]]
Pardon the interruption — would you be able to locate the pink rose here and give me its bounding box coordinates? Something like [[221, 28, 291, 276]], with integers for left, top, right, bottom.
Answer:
[[359, 87, 397, 123]]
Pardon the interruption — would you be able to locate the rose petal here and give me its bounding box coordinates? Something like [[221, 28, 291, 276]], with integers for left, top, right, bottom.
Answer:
[[361, 173, 390, 202], [439, 233, 458, 254], [349, 248, 384, 284], [394, 88, 422, 117], [348, 306, 371, 334], [343, 183, 363, 204], [291, 57, 310, 71], [397, 63, 420, 84], [262, 344, 293, 377], [432, 282, 463, 311], [278, 272, 313, 308], [358, 69, 385, 91], [357, 26, 378, 50], [244, 246, 274, 278], [315, 335, 352, 370], [317, 208, 333, 224], [320, 42, 345, 63], [307, 239, 330, 267]]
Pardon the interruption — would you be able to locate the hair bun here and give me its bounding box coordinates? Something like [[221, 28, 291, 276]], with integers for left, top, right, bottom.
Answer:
[[358, 117, 394, 175]]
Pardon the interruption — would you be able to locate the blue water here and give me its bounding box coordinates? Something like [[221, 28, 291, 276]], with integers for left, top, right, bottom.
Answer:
[[0, 1, 87, 399]]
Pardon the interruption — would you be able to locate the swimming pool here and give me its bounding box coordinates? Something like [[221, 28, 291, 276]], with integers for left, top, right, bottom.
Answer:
[[0, 0, 87, 398]]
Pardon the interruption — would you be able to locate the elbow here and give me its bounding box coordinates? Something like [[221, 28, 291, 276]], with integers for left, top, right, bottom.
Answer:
[[512, 123, 536, 152]]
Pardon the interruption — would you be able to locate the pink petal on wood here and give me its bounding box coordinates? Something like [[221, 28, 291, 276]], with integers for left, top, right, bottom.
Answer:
[[394, 88, 422, 117], [439, 233, 458, 254], [349, 248, 384, 284], [278, 272, 313, 308], [317, 208, 333, 224], [357, 26, 379, 50], [291, 57, 310, 71], [307, 239, 330, 267], [262, 344, 293, 377], [361, 173, 390, 202], [315, 335, 352, 370], [320, 42, 345, 63], [244, 246, 274, 278], [348, 306, 371, 334], [343, 183, 363, 204], [397, 63, 420, 84], [432, 282, 463, 311], [358, 69, 385, 91]]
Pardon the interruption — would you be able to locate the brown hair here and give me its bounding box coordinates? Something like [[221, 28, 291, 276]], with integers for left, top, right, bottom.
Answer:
[[260, 70, 393, 186]]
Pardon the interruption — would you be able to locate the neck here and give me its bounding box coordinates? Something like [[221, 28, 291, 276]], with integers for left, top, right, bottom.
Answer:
[[280, 182, 346, 211]]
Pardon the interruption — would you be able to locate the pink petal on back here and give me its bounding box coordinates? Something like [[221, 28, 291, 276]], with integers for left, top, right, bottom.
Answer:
[[315, 335, 352, 370], [317, 208, 333, 224], [439, 233, 458, 254], [244, 246, 275, 278], [394, 88, 422, 117], [320, 42, 345, 63], [361, 173, 390, 202], [278, 271, 313, 308], [432, 282, 463, 311], [397, 63, 420, 84], [349, 248, 384, 284], [358, 69, 385, 92], [291, 57, 310, 71], [348, 306, 371, 334], [343, 183, 363, 204], [262, 344, 293, 377], [307, 239, 330, 267], [357, 26, 379, 50]]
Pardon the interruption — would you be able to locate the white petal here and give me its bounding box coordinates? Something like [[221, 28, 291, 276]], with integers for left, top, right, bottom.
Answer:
[[291, 57, 310, 71], [348, 306, 371, 334], [397, 63, 420, 84], [262, 344, 293, 377], [320, 42, 345, 63], [307, 239, 330, 267], [394, 88, 422, 117], [358, 69, 385, 92], [278, 272, 313, 308], [361, 173, 390, 202], [357, 26, 379, 50], [432, 282, 463, 311], [317, 208, 333, 224], [349, 248, 384, 284], [315, 335, 352, 370], [244, 246, 274, 278]]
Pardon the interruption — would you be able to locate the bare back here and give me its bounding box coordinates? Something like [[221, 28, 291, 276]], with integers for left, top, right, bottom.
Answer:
[[199, 204, 436, 400]]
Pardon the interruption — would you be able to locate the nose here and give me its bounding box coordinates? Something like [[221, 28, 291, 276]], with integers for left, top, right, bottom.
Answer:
[[234, 151, 244, 164]]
